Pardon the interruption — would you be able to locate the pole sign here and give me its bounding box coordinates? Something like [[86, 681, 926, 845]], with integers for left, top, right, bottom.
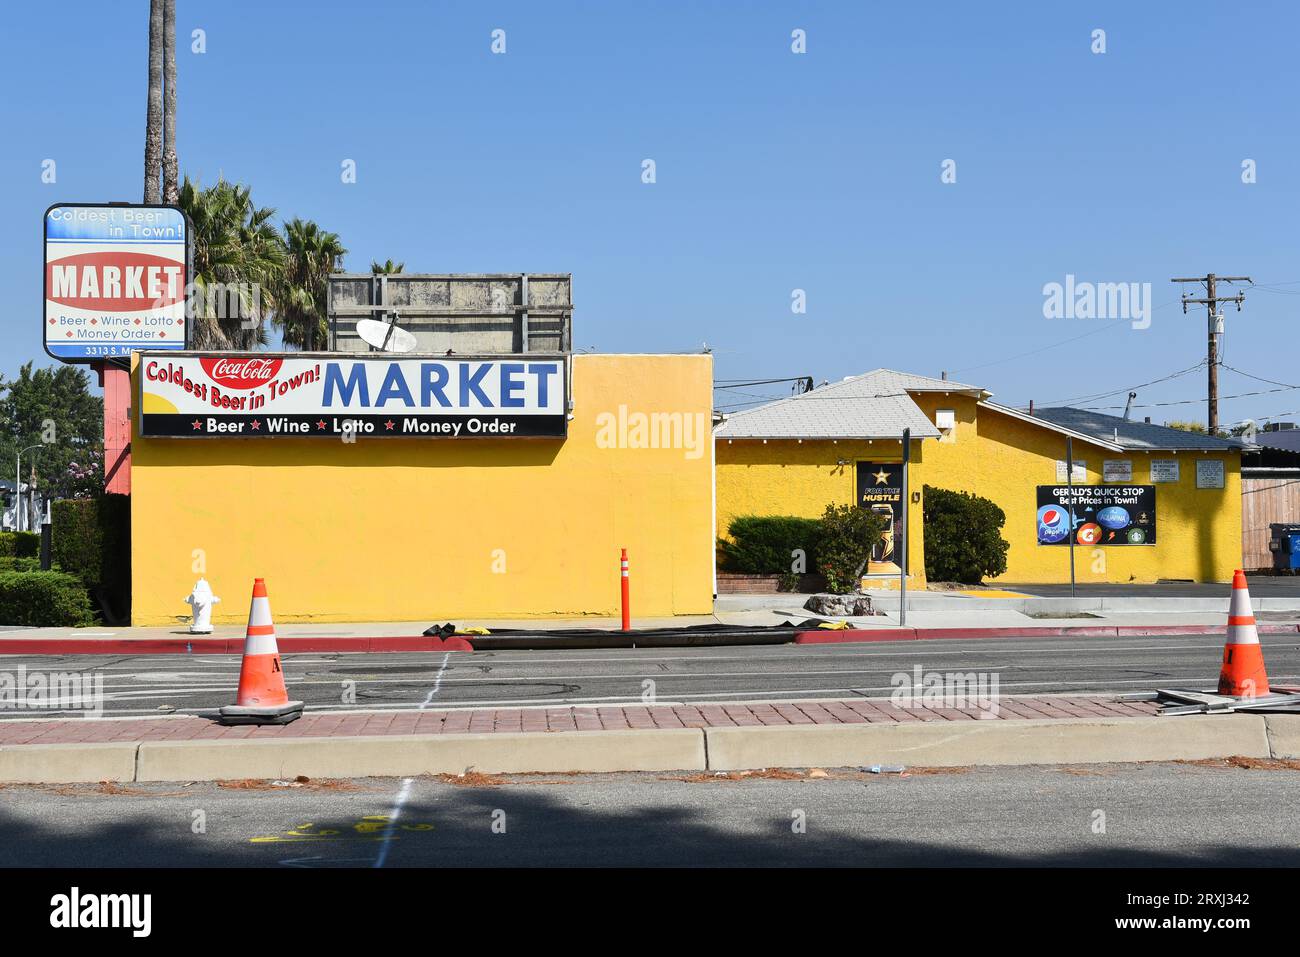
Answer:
[[856, 461, 905, 568], [1036, 485, 1157, 545], [139, 354, 568, 438], [44, 204, 190, 362]]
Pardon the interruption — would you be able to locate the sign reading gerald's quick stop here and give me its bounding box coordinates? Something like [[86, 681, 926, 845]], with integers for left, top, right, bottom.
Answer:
[[139, 354, 567, 438], [1036, 485, 1156, 546], [45, 204, 190, 361]]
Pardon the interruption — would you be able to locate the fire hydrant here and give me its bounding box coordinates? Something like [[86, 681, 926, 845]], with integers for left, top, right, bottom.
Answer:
[[184, 578, 220, 634]]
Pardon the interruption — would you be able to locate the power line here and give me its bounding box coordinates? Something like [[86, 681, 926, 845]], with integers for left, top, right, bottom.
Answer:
[[1083, 382, 1300, 411], [949, 296, 1185, 376], [1219, 363, 1300, 390], [1042, 360, 1207, 408]]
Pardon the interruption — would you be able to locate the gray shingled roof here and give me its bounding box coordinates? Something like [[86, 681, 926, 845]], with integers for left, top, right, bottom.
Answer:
[[1030, 407, 1249, 452], [848, 369, 985, 396], [1254, 428, 1300, 453], [715, 376, 941, 439]]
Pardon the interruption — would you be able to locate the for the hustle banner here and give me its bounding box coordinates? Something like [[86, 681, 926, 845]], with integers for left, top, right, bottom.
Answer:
[[139, 354, 568, 438]]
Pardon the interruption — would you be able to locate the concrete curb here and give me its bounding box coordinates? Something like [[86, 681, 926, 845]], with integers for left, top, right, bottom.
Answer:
[[0, 742, 139, 784], [795, 623, 1300, 644], [133, 729, 707, 781], [0, 712, 1290, 783], [703, 715, 1272, 770], [1262, 714, 1300, 759]]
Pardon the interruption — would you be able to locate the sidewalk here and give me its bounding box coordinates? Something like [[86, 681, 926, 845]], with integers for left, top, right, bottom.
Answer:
[[0, 694, 1165, 746], [1, 591, 1296, 653], [0, 695, 1293, 785]]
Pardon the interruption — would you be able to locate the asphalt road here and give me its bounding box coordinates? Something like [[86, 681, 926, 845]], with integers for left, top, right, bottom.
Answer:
[[2, 632, 1299, 718], [2, 762, 1297, 867]]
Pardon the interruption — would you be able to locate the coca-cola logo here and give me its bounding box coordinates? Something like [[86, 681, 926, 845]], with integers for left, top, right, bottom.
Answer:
[[200, 357, 283, 390]]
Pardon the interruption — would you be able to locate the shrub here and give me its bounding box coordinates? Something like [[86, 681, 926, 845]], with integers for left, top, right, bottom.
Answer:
[[816, 504, 889, 594], [51, 495, 130, 624], [0, 531, 40, 558], [0, 571, 94, 626], [923, 485, 1010, 584], [718, 515, 822, 575], [0, 556, 41, 574]]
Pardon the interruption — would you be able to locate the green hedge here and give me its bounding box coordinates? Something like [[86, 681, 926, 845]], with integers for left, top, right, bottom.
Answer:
[[923, 485, 1010, 585], [718, 515, 822, 575], [0, 556, 40, 574], [0, 531, 40, 558], [51, 495, 130, 624], [0, 571, 94, 626]]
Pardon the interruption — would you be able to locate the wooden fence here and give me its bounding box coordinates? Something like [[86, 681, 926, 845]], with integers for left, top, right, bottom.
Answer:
[[1243, 474, 1300, 571]]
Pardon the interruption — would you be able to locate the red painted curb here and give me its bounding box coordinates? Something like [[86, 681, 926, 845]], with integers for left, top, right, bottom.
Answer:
[[794, 623, 1300, 644], [0, 635, 477, 656]]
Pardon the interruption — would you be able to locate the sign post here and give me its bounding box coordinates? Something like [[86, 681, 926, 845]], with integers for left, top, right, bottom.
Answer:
[[1066, 438, 1077, 597], [900, 428, 910, 626], [44, 203, 191, 493]]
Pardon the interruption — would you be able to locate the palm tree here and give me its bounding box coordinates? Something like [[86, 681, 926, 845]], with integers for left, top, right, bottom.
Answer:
[[178, 177, 285, 349], [162, 0, 178, 204], [371, 259, 404, 274], [277, 219, 347, 351], [144, 0, 164, 203]]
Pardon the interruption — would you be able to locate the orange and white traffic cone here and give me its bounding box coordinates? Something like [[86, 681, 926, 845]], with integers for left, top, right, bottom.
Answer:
[[1218, 569, 1269, 699], [218, 578, 304, 725]]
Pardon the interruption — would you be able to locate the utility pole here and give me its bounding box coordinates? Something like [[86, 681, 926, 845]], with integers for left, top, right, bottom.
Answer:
[[1170, 273, 1251, 434]]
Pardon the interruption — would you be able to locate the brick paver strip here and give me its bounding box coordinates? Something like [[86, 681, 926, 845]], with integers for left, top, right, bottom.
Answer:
[[0, 696, 1168, 747]]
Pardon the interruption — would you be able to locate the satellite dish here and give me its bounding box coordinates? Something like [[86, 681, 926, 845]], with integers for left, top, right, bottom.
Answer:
[[356, 318, 417, 353]]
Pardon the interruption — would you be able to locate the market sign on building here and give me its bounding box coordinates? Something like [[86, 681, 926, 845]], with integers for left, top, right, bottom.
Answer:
[[44, 204, 190, 362], [1036, 485, 1156, 546], [138, 354, 568, 438]]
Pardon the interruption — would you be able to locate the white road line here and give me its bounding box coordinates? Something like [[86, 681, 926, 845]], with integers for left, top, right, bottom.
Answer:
[[374, 651, 450, 870]]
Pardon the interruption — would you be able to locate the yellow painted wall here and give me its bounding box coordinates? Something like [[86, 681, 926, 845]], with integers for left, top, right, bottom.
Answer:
[[131, 354, 715, 624], [716, 392, 1242, 586], [909, 393, 1241, 584], [715, 437, 929, 586]]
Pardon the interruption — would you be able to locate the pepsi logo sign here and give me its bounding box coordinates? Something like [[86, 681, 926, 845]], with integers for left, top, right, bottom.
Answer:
[[1037, 504, 1070, 544]]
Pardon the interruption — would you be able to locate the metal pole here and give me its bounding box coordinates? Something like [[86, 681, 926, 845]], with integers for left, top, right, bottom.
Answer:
[[14, 450, 19, 533], [899, 428, 909, 627], [1066, 437, 1077, 598], [620, 548, 630, 631]]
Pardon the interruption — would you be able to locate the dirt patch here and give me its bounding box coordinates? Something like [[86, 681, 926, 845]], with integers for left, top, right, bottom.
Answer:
[[43, 781, 193, 797], [1176, 755, 1300, 772], [430, 771, 503, 787]]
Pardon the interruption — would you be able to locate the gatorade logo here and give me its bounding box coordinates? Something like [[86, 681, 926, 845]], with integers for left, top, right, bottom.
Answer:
[[46, 252, 185, 311]]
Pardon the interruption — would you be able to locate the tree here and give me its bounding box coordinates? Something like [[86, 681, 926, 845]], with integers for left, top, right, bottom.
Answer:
[[816, 504, 889, 594], [922, 486, 1010, 584], [162, 0, 178, 204], [371, 259, 405, 274], [276, 219, 348, 350], [178, 177, 286, 349], [144, 0, 164, 203], [0, 364, 104, 507]]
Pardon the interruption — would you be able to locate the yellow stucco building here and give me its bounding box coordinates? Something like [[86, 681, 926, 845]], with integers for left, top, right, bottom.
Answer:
[[715, 370, 1244, 586], [130, 352, 715, 624]]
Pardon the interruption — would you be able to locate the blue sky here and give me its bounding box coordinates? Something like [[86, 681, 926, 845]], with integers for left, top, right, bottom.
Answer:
[[6, 0, 1300, 427]]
